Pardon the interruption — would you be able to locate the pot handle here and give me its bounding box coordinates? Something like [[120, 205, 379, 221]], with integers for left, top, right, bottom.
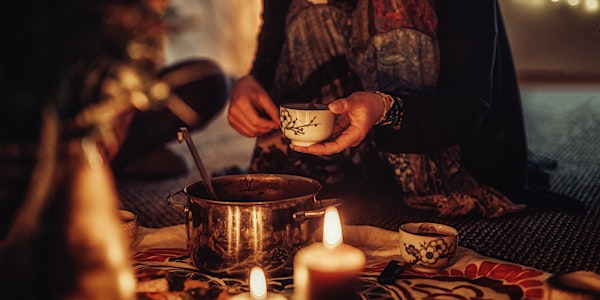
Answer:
[[292, 197, 344, 222], [166, 190, 188, 213]]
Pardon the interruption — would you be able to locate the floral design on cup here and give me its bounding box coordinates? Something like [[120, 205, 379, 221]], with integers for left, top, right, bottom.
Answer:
[[279, 103, 334, 147], [280, 108, 320, 136], [399, 222, 458, 272], [404, 238, 452, 266]]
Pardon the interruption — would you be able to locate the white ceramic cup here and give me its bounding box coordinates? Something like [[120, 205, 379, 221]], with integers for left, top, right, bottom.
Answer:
[[398, 222, 458, 272], [280, 103, 334, 147]]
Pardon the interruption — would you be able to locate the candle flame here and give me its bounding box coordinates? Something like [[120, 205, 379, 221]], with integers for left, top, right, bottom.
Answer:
[[323, 206, 343, 249], [249, 266, 267, 300]]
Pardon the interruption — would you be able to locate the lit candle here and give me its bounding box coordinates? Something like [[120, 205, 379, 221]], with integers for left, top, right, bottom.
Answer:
[[230, 266, 287, 300], [293, 206, 366, 300]]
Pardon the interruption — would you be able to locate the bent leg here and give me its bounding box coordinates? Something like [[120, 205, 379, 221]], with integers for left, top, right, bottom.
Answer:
[[111, 59, 228, 175]]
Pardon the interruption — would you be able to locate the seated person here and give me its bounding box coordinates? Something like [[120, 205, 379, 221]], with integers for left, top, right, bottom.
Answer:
[[227, 0, 584, 217]]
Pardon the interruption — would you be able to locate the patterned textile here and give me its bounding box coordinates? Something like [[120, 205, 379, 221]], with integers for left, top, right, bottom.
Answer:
[[251, 0, 524, 217], [131, 225, 552, 299]]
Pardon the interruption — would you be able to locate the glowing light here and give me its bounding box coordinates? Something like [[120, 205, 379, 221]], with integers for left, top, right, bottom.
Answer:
[[117, 269, 137, 298], [533, 0, 600, 11], [585, 0, 599, 11], [249, 267, 267, 300], [149, 81, 170, 101], [130, 91, 151, 111], [81, 137, 104, 169], [224, 206, 242, 256], [118, 67, 142, 90], [527, 0, 547, 7], [227, 206, 234, 254], [252, 207, 263, 253], [323, 206, 343, 249], [235, 206, 241, 254]]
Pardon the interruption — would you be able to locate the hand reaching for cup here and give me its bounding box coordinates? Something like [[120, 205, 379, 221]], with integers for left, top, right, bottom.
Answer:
[[227, 75, 280, 137], [290, 91, 385, 155]]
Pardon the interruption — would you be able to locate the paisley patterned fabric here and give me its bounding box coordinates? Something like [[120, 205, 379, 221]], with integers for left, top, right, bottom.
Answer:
[[250, 0, 525, 217]]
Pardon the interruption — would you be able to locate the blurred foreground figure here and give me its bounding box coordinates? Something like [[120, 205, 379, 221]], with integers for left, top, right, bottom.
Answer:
[[0, 0, 225, 298]]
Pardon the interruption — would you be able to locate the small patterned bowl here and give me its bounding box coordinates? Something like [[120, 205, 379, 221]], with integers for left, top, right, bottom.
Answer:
[[399, 222, 458, 272]]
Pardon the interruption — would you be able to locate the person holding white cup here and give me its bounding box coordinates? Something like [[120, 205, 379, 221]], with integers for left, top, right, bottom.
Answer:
[[226, 0, 583, 217]]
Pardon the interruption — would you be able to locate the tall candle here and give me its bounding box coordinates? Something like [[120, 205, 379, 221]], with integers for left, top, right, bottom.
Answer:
[[293, 207, 366, 300]]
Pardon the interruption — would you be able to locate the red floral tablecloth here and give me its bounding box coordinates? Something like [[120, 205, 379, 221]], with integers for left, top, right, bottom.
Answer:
[[131, 225, 551, 299]]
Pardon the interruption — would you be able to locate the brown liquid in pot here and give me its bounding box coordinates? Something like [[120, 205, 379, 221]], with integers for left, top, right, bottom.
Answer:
[[187, 176, 320, 202]]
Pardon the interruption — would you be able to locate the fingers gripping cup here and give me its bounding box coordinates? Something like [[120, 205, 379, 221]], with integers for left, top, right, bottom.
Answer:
[[280, 103, 334, 147], [399, 222, 458, 272]]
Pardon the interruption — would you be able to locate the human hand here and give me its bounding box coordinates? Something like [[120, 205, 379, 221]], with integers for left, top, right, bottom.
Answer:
[[227, 75, 280, 137], [290, 91, 384, 155]]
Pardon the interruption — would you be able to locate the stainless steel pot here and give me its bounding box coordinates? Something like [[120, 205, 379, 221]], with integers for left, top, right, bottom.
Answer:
[[166, 174, 341, 277]]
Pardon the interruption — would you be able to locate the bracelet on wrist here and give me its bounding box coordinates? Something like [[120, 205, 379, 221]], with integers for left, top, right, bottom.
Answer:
[[373, 91, 390, 124], [373, 91, 404, 127]]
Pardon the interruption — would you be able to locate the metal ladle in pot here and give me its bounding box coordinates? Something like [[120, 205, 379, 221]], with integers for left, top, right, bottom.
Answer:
[[177, 127, 218, 200]]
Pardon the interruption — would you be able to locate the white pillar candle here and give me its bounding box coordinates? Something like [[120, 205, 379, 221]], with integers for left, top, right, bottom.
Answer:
[[293, 207, 366, 300]]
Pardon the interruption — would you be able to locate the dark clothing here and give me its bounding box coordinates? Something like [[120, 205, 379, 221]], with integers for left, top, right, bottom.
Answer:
[[378, 0, 529, 197], [111, 59, 228, 176], [250, 0, 529, 203]]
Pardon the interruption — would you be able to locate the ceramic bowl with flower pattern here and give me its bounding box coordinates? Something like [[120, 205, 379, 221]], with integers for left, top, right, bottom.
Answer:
[[280, 103, 334, 147], [399, 222, 458, 272]]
